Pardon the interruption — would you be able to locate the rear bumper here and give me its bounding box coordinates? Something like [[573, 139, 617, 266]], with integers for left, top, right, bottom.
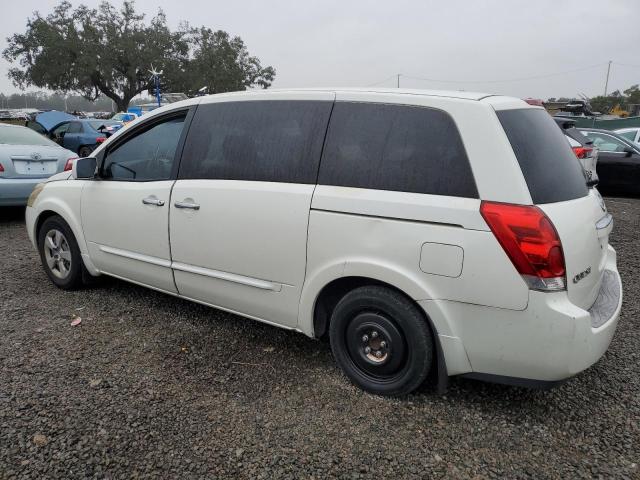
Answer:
[[0, 178, 44, 206], [423, 245, 622, 385]]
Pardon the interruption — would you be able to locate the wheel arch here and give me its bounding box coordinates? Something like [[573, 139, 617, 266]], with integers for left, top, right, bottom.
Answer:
[[306, 273, 451, 393], [298, 260, 454, 337], [31, 199, 99, 276]]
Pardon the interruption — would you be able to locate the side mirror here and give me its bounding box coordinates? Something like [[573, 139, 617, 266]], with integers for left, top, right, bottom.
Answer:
[[73, 157, 97, 179], [623, 146, 634, 157]]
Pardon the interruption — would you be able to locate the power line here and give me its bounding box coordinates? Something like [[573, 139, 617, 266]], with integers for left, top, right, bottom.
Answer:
[[365, 74, 398, 87], [400, 63, 608, 85], [613, 62, 640, 69]]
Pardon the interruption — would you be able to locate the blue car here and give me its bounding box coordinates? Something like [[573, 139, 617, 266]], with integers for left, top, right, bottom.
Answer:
[[50, 119, 122, 157]]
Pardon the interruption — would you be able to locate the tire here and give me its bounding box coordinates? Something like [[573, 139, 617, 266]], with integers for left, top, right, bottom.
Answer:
[[37, 215, 85, 290], [329, 285, 434, 396], [78, 145, 93, 158]]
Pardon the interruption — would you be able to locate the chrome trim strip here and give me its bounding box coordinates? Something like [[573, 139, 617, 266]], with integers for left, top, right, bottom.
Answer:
[[98, 245, 171, 268], [98, 245, 282, 291], [171, 262, 282, 292]]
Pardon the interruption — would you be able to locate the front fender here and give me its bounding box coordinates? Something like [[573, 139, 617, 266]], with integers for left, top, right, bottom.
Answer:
[[28, 180, 100, 276]]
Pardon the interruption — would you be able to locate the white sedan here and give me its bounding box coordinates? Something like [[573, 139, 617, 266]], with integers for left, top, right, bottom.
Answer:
[[0, 123, 77, 206]]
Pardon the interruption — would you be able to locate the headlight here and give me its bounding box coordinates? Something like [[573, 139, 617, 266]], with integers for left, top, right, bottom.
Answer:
[[27, 183, 45, 207]]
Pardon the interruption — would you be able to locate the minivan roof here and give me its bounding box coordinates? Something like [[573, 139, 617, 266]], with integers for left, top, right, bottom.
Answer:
[[203, 87, 500, 101], [112, 88, 529, 141]]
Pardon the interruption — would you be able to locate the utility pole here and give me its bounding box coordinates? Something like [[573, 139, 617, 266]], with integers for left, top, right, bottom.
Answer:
[[397, 73, 400, 88], [604, 60, 612, 97]]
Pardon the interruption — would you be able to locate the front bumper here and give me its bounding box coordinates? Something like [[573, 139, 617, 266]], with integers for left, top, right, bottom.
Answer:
[[0, 178, 44, 206], [424, 245, 622, 384]]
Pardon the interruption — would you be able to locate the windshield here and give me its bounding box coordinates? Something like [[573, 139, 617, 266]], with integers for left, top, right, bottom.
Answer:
[[580, 130, 640, 154], [617, 130, 637, 142], [0, 125, 58, 147]]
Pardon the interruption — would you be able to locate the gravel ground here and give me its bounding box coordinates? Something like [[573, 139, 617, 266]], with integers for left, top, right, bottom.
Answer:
[[0, 198, 639, 479]]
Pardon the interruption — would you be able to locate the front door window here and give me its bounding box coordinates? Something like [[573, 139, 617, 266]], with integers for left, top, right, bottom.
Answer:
[[101, 115, 185, 181]]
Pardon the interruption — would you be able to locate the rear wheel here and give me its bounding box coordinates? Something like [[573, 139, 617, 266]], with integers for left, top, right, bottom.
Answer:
[[37, 215, 84, 290], [78, 145, 93, 158], [329, 286, 434, 396]]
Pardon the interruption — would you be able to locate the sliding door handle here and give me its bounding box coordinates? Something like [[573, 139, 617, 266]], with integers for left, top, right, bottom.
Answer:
[[174, 200, 200, 210], [142, 196, 165, 206]]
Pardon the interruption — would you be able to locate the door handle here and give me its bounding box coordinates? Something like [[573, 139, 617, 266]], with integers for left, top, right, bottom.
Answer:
[[142, 197, 165, 207], [174, 200, 200, 210]]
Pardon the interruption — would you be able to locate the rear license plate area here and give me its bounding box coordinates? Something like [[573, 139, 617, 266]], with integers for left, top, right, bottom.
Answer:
[[12, 160, 57, 175]]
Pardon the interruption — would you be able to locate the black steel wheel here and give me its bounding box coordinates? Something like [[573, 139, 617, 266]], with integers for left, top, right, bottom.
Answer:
[[329, 285, 434, 396]]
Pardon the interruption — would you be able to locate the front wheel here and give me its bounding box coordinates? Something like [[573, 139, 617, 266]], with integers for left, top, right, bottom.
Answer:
[[329, 286, 434, 396], [37, 215, 85, 290]]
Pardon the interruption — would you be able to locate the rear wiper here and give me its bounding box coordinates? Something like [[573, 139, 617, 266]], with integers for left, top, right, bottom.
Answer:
[[586, 178, 599, 188]]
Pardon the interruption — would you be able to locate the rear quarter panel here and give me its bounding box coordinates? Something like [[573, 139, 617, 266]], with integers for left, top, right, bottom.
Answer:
[[298, 94, 534, 337], [299, 190, 530, 337]]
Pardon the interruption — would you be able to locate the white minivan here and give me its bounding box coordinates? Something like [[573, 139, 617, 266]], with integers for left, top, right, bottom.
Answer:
[[25, 89, 622, 396]]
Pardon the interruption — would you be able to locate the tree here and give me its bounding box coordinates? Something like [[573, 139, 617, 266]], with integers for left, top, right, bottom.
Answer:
[[3, 1, 276, 111], [623, 85, 640, 105], [4, 1, 190, 111], [166, 27, 275, 96], [589, 90, 624, 114]]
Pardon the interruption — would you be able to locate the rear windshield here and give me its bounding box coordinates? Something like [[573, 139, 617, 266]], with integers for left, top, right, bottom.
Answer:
[[0, 125, 58, 147], [88, 120, 118, 131], [497, 108, 588, 204]]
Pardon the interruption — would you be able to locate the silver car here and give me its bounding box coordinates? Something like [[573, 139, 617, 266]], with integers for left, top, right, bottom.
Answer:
[[0, 123, 77, 206]]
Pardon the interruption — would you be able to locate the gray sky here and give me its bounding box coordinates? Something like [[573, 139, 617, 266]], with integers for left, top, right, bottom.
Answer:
[[2, 0, 639, 99]]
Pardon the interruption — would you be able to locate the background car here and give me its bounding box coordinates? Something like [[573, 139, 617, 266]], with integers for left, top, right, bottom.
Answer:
[[579, 128, 640, 195], [111, 111, 138, 123], [554, 117, 598, 184], [614, 127, 640, 146], [26, 110, 77, 136], [55, 119, 122, 157], [0, 123, 77, 206], [107, 112, 138, 133]]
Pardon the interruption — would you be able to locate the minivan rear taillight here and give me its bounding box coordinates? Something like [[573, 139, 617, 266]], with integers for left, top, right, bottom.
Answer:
[[480, 201, 566, 291], [572, 146, 593, 159]]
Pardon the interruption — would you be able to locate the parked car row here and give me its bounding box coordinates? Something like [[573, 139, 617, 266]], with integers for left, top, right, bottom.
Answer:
[[554, 118, 640, 196], [24, 89, 621, 396], [0, 123, 77, 206], [26, 111, 125, 157], [579, 128, 640, 196]]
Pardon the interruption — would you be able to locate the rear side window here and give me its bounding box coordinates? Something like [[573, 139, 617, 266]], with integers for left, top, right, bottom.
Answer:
[[179, 101, 333, 183], [66, 122, 82, 134], [317, 102, 478, 198], [497, 109, 588, 204]]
